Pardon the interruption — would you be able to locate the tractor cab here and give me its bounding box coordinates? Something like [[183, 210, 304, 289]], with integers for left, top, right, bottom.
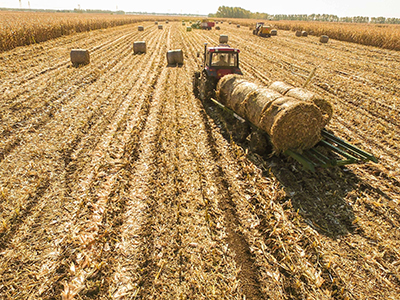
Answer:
[[203, 44, 242, 80], [193, 43, 242, 101]]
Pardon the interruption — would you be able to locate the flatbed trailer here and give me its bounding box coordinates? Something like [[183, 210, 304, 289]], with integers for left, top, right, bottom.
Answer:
[[210, 98, 378, 172]]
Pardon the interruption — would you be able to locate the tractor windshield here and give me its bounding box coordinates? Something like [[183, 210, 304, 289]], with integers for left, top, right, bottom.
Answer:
[[211, 52, 238, 67]]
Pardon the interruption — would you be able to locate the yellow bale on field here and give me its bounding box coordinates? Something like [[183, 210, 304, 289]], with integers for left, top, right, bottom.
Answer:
[[133, 41, 146, 54], [295, 30, 302, 37], [271, 29, 277, 36], [219, 34, 228, 44], [167, 49, 184, 65], [70, 49, 90, 65], [138, 25, 144, 31], [320, 35, 329, 43], [302, 31, 308, 37], [186, 26, 192, 32], [158, 24, 163, 29]]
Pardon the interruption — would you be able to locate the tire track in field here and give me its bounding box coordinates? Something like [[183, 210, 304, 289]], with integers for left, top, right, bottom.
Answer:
[[0, 26, 141, 219], [0, 24, 165, 298], [0, 23, 156, 133], [57, 24, 170, 300], [0, 24, 158, 165], [176, 27, 266, 299]]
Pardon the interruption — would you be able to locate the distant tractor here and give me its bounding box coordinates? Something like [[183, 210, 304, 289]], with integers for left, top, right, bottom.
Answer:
[[193, 43, 242, 101], [253, 22, 272, 37]]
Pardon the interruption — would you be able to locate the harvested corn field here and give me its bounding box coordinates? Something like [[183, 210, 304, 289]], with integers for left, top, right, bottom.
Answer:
[[0, 18, 400, 299]]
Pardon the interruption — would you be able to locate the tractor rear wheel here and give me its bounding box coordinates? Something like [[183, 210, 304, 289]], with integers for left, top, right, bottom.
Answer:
[[192, 71, 200, 97], [199, 73, 217, 102]]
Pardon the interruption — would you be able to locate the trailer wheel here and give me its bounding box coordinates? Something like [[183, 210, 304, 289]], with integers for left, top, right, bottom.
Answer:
[[249, 129, 270, 155]]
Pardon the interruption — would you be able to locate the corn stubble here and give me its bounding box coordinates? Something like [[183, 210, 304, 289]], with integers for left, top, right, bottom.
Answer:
[[0, 18, 399, 300]]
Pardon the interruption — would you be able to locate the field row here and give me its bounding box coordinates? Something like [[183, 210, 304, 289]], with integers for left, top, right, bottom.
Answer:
[[0, 20, 399, 299]]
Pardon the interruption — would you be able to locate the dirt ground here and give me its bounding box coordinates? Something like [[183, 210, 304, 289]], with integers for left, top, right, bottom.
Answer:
[[0, 20, 399, 299]]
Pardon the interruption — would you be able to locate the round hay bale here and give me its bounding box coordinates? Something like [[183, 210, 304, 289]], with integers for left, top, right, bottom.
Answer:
[[286, 88, 333, 126], [133, 41, 146, 54], [320, 35, 329, 43], [302, 31, 308, 37], [167, 49, 184, 65], [259, 97, 324, 151], [295, 31, 302, 37], [271, 29, 277, 36], [237, 24, 241, 28], [158, 24, 163, 29], [138, 25, 144, 31], [217, 75, 325, 151], [221, 21, 224, 24], [155, 21, 158, 25], [229, 21, 232, 25], [70, 49, 90, 65], [219, 34, 228, 44], [216, 74, 246, 107], [268, 81, 294, 95], [229, 81, 260, 117], [182, 22, 186, 26], [186, 26, 192, 32], [215, 26, 220, 30], [244, 88, 282, 126], [165, 20, 169, 24]]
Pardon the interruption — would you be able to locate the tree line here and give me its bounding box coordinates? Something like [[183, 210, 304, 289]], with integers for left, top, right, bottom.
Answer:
[[208, 6, 400, 24]]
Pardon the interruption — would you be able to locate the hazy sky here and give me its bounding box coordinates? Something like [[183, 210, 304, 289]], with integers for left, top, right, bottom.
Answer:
[[1, 0, 400, 18]]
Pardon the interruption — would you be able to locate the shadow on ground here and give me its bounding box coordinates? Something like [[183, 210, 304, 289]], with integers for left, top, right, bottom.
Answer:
[[200, 97, 384, 239]]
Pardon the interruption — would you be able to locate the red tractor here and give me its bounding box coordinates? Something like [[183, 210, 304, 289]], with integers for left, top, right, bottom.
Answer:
[[193, 43, 242, 101]]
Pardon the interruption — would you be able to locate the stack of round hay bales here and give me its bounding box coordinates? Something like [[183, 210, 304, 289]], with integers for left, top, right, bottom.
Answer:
[[70, 49, 90, 66], [219, 34, 228, 44], [302, 31, 308, 37], [320, 35, 329, 43], [215, 26, 220, 30], [216, 75, 328, 152], [133, 41, 146, 54], [186, 26, 192, 32], [295, 31, 302, 37], [167, 49, 184, 65], [158, 24, 163, 29], [138, 25, 144, 31], [269, 81, 333, 127], [271, 29, 277, 36]]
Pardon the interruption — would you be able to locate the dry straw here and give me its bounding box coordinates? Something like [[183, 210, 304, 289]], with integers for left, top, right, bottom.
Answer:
[[217, 75, 325, 151]]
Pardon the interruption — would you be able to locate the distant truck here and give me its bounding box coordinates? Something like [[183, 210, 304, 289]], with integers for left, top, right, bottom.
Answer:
[[253, 22, 272, 37], [201, 21, 215, 30]]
